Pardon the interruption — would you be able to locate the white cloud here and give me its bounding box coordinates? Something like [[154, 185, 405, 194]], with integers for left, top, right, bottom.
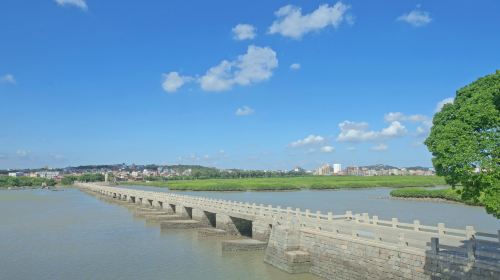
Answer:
[[268, 2, 351, 39], [397, 8, 432, 27], [336, 121, 407, 142], [0, 74, 16, 84], [379, 121, 407, 137], [320, 145, 335, 153], [435, 97, 454, 112], [232, 24, 257, 41], [16, 150, 29, 157], [290, 134, 325, 147], [55, 0, 87, 10], [200, 45, 278, 91], [371, 143, 388, 151], [161, 72, 192, 93], [235, 106, 255, 116], [336, 121, 376, 142], [384, 112, 428, 123], [290, 63, 301, 70]]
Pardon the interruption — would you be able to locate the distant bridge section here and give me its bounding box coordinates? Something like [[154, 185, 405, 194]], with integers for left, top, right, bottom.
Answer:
[[79, 183, 500, 279]]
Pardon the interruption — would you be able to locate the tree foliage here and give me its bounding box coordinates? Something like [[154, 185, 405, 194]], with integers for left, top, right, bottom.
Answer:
[[60, 173, 104, 185], [425, 70, 500, 217], [0, 176, 56, 187]]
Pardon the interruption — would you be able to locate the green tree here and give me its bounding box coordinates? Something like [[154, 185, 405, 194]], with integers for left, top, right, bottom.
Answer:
[[425, 70, 500, 217]]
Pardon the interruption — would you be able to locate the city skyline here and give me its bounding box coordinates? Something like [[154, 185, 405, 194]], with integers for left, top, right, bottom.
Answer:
[[1, 1, 499, 170]]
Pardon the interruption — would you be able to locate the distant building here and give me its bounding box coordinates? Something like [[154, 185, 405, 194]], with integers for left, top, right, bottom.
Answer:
[[345, 166, 359, 176], [332, 164, 342, 174], [8, 172, 24, 177], [36, 171, 59, 179], [315, 164, 333, 176], [291, 166, 305, 173]]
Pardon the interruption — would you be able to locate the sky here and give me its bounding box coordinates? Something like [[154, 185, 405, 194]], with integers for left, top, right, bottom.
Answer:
[[1, 0, 499, 170]]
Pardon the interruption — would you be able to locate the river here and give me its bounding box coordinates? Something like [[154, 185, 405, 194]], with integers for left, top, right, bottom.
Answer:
[[0, 187, 498, 279]]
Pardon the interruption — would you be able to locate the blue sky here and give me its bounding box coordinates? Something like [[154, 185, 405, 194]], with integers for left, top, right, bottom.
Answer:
[[1, 0, 499, 170]]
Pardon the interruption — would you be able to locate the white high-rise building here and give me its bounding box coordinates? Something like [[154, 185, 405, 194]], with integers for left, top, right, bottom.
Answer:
[[333, 163, 342, 174]]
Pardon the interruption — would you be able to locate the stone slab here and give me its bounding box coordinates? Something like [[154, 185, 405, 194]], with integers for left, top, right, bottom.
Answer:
[[221, 239, 268, 252], [160, 220, 202, 230], [197, 228, 228, 238], [145, 214, 184, 223]]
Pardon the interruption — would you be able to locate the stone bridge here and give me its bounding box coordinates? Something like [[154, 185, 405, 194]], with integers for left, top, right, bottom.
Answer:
[[79, 183, 500, 280]]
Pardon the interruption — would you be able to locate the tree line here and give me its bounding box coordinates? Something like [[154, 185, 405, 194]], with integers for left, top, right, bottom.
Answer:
[[61, 173, 105, 185], [0, 176, 56, 187], [144, 169, 308, 181]]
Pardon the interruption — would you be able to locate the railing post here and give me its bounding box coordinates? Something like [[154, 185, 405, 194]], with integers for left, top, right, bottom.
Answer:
[[465, 226, 475, 239], [392, 218, 399, 228], [345, 211, 352, 220], [327, 212, 333, 221], [438, 223, 445, 236], [316, 211, 322, 229], [372, 215, 378, 225], [467, 237, 476, 262], [413, 220, 420, 231], [431, 237, 439, 255]]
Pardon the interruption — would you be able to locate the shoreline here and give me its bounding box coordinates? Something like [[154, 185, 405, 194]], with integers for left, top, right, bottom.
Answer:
[[387, 196, 466, 205]]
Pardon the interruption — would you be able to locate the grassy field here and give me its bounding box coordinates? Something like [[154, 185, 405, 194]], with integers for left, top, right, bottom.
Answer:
[[390, 187, 483, 206], [122, 176, 446, 191]]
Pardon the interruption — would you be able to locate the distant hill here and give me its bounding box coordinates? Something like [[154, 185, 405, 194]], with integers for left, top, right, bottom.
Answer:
[[360, 164, 399, 170], [359, 164, 432, 171]]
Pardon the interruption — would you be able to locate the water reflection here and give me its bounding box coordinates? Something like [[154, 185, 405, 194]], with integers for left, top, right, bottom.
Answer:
[[0, 189, 317, 280]]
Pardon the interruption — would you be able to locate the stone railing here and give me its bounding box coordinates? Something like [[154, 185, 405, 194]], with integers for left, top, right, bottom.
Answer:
[[79, 183, 500, 262]]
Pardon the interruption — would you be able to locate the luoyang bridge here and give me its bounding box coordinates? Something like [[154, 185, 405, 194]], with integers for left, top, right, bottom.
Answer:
[[78, 183, 500, 280]]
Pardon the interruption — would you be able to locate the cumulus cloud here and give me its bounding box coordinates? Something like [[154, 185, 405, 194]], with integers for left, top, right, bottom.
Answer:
[[16, 150, 30, 157], [232, 24, 257, 41], [384, 112, 428, 123], [290, 63, 301, 70], [55, 0, 88, 10], [379, 121, 407, 137], [435, 97, 454, 112], [289, 134, 325, 147], [200, 45, 278, 91], [397, 7, 432, 27], [235, 106, 255, 116], [161, 72, 192, 93], [320, 146, 335, 153], [371, 143, 388, 151], [0, 74, 16, 84], [336, 121, 407, 142], [268, 2, 351, 39]]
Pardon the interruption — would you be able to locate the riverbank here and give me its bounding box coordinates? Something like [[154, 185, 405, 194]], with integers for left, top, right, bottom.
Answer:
[[0, 176, 56, 188], [121, 176, 446, 191], [389, 187, 483, 206]]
